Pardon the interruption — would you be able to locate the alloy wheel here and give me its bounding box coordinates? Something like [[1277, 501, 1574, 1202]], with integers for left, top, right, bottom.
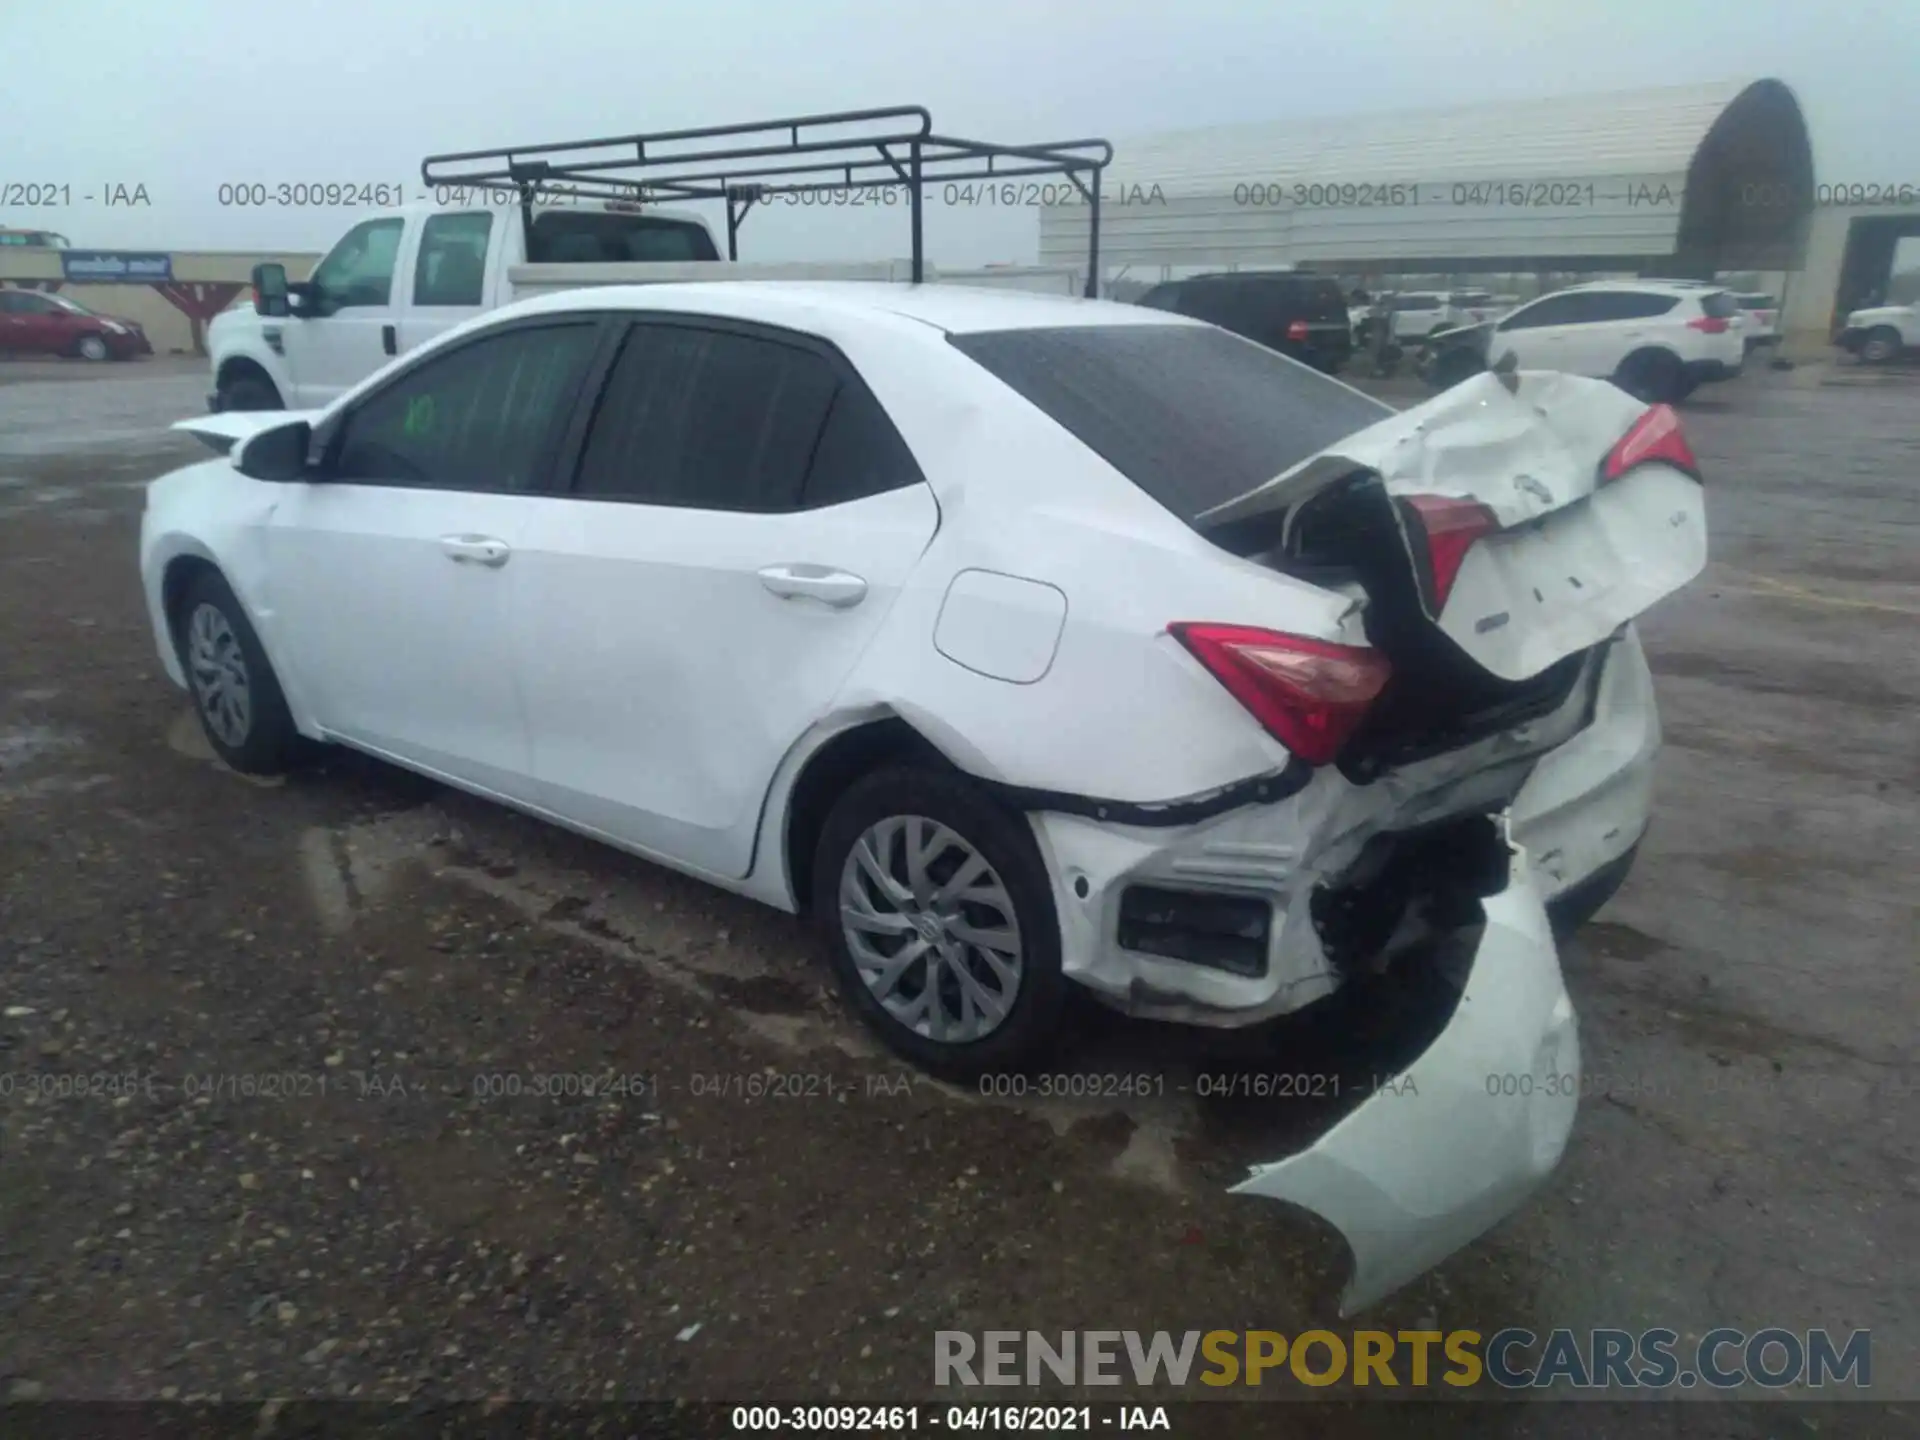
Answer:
[[186, 603, 252, 748], [837, 814, 1024, 1044]]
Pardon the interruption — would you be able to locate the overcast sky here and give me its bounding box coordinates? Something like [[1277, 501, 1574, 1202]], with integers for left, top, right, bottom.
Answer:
[[5, 0, 1917, 264]]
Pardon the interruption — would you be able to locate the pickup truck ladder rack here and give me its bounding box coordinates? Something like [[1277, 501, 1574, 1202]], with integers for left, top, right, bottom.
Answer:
[[421, 106, 1113, 297]]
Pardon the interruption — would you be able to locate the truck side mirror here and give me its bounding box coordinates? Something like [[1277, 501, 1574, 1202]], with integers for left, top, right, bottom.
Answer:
[[252, 263, 291, 319]]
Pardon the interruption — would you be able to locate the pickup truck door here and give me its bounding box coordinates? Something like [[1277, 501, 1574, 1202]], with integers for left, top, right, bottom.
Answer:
[[279, 216, 406, 409], [395, 210, 499, 356]]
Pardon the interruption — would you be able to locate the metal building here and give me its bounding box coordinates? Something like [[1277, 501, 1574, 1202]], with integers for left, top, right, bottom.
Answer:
[[1040, 79, 1814, 281]]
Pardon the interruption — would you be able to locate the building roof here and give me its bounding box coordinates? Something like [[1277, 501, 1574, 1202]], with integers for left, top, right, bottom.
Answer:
[[1103, 80, 1759, 195]]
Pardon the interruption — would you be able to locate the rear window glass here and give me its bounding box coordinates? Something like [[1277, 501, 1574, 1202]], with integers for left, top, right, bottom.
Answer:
[[1737, 294, 1777, 309], [529, 211, 720, 263], [947, 325, 1391, 522], [1699, 291, 1740, 320]]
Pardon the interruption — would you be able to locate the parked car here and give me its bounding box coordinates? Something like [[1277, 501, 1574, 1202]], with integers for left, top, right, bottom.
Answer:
[[0, 228, 73, 249], [1383, 291, 1453, 341], [1417, 281, 1745, 402], [1135, 271, 1353, 372], [1835, 300, 1920, 364], [1732, 292, 1780, 349], [1447, 290, 1499, 325], [0, 288, 152, 360], [142, 281, 1707, 1309]]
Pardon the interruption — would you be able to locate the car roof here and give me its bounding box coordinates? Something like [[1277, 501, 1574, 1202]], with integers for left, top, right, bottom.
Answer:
[[1560, 280, 1728, 298], [500, 280, 1201, 335]]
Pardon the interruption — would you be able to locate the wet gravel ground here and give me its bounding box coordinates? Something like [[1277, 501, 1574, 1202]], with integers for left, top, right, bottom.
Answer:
[[0, 355, 1915, 1435]]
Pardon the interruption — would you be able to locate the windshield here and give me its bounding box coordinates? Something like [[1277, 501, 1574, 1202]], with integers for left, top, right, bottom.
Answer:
[[947, 323, 1392, 523], [49, 294, 98, 316]]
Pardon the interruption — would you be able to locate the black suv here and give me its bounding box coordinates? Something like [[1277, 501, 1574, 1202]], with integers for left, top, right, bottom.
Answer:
[[1134, 272, 1353, 374]]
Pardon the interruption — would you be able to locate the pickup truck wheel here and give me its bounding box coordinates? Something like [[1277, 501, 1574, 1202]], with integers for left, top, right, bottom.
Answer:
[[217, 373, 283, 411], [813, 766, 1066, 1080], [75, 335, 110, 362], [1613, 348, 1682, 403], [1860, 326, 1903, 364], [173, 570, 304, 776]]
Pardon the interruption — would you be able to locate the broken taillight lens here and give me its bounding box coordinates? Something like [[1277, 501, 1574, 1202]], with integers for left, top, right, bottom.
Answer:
[[1400, 494, 1501, 611], [1169, 624, 1391, 766], [1601, 403, 1701, 484]]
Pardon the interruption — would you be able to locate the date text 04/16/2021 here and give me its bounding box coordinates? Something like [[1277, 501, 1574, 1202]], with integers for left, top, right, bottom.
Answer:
[[728, 1405, 1171, 1432]]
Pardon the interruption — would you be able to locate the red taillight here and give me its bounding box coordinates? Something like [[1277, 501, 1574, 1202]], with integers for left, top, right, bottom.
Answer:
[[1169, 624, 1391, 767], [1401, 494, 1500, 611], [1285, 319, 1310, 343], [1687, 315, 1730, 334], [1601, 403, 1701, 484]]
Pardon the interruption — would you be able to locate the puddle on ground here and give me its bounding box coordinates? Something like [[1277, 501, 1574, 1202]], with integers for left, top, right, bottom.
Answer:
[[288, 801, 1217, 1195], [0, 723, 81, 771]]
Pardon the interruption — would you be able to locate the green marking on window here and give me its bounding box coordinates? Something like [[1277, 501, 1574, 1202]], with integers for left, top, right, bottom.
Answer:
[[403, 394, 436, 437]]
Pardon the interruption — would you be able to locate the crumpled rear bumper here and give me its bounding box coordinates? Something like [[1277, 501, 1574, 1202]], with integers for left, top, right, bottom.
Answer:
[[1231, 825, 1578, 1313]]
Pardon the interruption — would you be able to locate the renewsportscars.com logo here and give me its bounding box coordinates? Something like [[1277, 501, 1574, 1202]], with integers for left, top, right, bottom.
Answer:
[[934, 1328, 1872, 1391]]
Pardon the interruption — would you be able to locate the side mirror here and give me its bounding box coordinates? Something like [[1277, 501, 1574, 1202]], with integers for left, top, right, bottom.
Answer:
[[252, 263, 291, 319], [234, 419, 313, 482]]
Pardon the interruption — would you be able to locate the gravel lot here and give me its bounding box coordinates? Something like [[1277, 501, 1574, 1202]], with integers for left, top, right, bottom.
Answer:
[[0, 354, 1915, 1434]]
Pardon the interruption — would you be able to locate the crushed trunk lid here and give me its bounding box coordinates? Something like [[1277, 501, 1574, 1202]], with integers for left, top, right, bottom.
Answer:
[[1198, 370, 1707, 681]]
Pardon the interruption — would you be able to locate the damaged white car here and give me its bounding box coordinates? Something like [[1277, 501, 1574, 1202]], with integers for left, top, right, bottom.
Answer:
[[139, 282, 1706, 1308]]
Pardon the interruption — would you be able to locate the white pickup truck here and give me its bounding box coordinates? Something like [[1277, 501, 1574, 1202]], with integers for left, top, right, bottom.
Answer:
[[208, 200, 736, 411], [209, 107, 1113, 412]]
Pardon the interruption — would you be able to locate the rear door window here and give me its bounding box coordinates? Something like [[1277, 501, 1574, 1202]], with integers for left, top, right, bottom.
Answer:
[[947, 324, 1391, 523], [1499, 293, 1596, 329], [799, 381, 927, 509], [572, 323, 840, 511], [1584, 291, 1680, 321], [413, 212, 493, 307]]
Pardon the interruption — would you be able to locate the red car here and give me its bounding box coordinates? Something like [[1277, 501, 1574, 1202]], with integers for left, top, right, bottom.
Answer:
[[0, 289, 152, 361]]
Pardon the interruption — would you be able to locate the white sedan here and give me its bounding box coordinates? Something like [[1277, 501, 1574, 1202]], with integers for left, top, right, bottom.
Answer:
[[141, 282, 1707, 1309]]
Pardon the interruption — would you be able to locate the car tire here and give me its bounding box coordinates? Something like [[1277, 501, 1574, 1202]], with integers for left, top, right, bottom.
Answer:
[[1613, 348, 1683, 403], [812, 765, 1067, 1079], [75, 335, 110, 362], [173, 570, 304, 776], [217, 373, 283, 411], [1860, 326, 1903, 365]]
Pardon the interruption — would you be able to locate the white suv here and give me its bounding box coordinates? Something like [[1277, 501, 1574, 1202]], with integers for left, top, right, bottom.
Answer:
[[1836, 300, 1920, 364], [1481, 281, 1746, 402]]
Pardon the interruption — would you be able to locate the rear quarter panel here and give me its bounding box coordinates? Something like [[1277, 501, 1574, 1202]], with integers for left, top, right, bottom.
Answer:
[[812, 328, 1366, 804]]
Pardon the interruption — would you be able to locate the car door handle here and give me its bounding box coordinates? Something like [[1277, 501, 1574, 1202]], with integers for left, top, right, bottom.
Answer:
[[757, 563, 868, 609], [382, 324, 398, 356], [440, 534, 510, 568]]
